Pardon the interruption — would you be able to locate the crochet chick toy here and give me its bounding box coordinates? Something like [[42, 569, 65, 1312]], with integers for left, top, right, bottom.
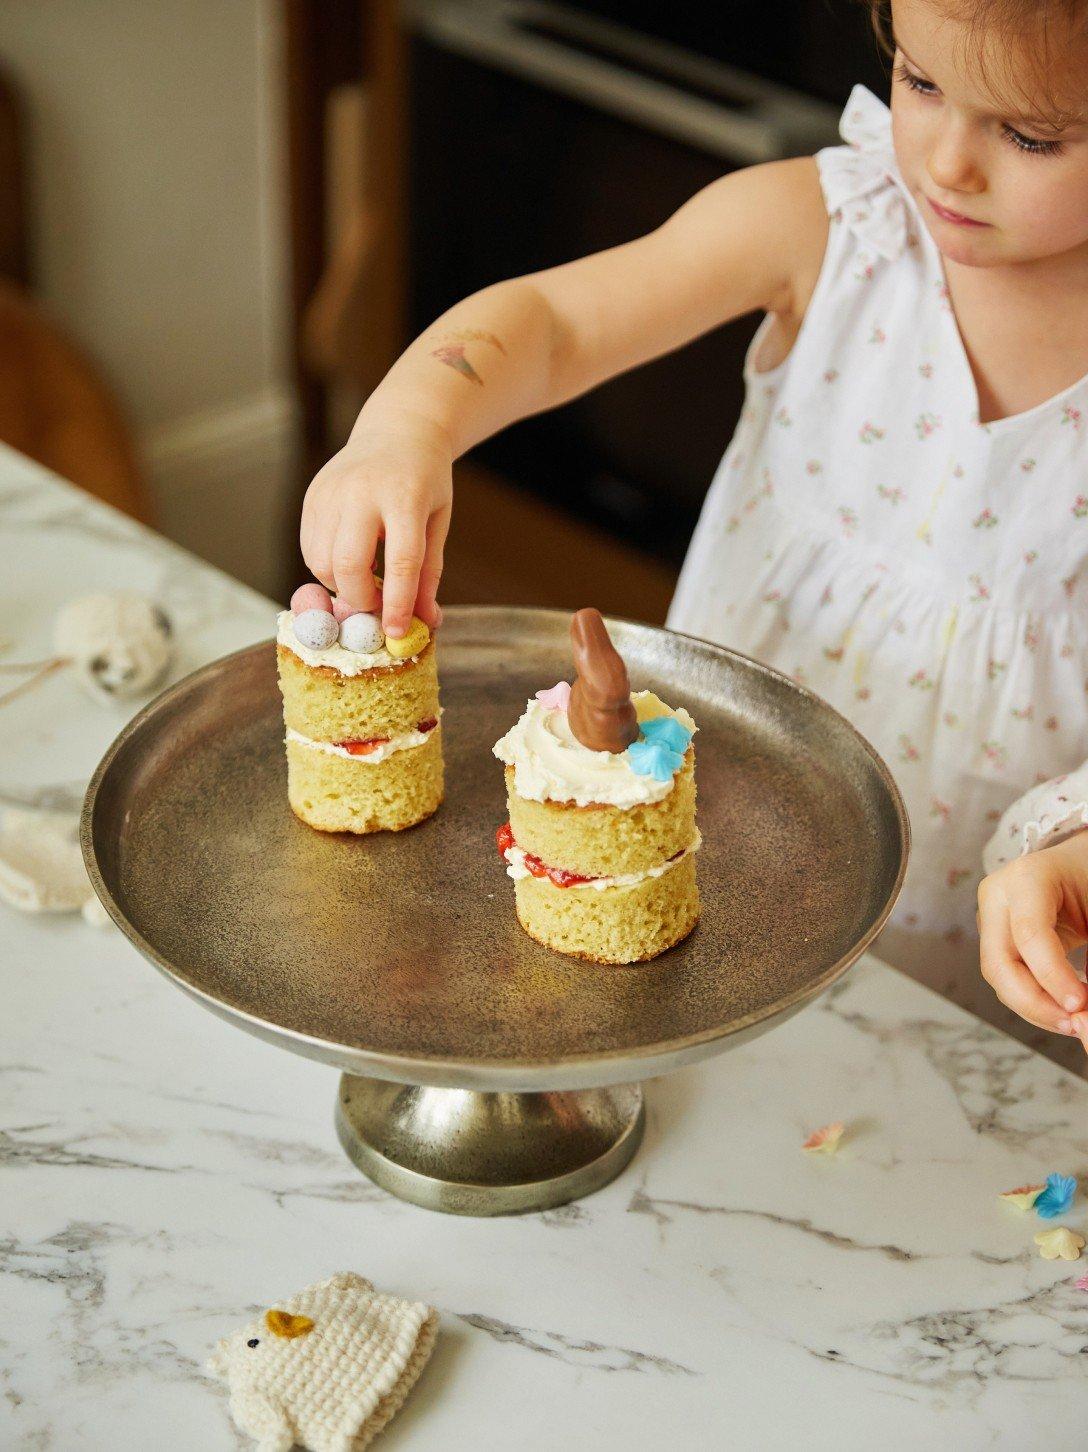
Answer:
[[207, 1273, 438, 1452]]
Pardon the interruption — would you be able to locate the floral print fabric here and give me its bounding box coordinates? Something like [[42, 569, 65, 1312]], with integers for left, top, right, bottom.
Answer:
[[667, 86, 1088, 1066]]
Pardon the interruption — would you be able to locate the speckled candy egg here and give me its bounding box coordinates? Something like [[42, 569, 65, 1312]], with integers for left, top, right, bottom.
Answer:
[[292, 609, 339, 651], [290, 583, 332, 616], [338, 612, 384, 654]]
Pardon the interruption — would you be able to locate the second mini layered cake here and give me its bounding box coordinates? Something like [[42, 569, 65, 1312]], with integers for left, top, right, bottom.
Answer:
[[277, 599, 442, 834], [493, 612, 700, 963]]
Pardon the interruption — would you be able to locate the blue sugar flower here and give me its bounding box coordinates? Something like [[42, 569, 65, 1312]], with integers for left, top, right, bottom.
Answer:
[[640, 715, 694, 755], [1035, 1172, 1077, 1219], [626, 735, 682, 781], [626, 717, 693, 781]]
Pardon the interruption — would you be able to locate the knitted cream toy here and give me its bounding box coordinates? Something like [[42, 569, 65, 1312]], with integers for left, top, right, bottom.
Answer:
[[207, 1273, 438, 1452]]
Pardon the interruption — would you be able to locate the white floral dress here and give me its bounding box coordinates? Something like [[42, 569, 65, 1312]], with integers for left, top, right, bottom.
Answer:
[[667, 85, 1088, 1070]]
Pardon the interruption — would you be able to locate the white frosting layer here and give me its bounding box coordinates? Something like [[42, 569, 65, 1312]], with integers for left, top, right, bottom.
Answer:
[[504, 831, 701, 891], [493, 690, 696, 808], [276, 610, 420, 675], [286, 717, 438, 764]]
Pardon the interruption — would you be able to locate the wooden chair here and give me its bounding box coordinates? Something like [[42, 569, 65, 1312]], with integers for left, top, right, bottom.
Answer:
[[0, 63, 148, 521]]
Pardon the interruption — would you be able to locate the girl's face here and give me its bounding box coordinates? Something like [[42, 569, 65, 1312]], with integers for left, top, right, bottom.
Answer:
[[890, 0, 1088, 268]]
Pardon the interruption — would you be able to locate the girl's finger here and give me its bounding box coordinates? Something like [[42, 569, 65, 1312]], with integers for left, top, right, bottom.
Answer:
[[979, 895, 1074, 1034], [299, 495, 314, 565], [414, 504, 451, 628], [331, 509, 382, 614], [381, 510, 427, 638], [1006, 875, 1088, 1013], [1069, 1011, 1088, 1054], [305, 500, 341, 594]]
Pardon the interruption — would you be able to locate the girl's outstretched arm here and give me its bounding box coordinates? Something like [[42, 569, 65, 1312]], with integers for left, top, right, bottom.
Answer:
[[301, 157, 829, 637]]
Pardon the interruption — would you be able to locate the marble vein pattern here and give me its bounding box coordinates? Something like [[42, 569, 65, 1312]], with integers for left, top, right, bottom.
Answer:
[[4, 454, 1088, 1449]]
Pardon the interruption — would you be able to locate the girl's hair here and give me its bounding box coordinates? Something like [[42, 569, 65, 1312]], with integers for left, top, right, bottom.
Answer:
[[864, 0, 1087, 51], [862, 0, 1088, 128]]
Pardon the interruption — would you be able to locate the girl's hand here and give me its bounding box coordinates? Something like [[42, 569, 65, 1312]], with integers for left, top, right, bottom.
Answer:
[[299, 416, 452, 639], [978, 832, 1088, 1050]]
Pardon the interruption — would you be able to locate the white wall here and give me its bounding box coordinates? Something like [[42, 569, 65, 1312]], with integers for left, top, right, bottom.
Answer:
[[0, 0, 298, 594]]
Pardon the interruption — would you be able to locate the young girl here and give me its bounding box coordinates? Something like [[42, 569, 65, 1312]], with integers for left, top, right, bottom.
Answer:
[[300, 0, 1088, 1071]]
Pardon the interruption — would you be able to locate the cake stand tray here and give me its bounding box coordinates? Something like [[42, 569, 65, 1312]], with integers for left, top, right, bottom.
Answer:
[[82, 607, 908, 1215]]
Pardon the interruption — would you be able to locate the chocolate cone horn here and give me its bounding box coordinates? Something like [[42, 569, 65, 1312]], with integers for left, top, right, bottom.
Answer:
[[568, 608, 639, 753]]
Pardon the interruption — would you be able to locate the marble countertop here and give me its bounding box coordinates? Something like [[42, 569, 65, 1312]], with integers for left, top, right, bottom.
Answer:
[[3, 448, 1087, 1450]]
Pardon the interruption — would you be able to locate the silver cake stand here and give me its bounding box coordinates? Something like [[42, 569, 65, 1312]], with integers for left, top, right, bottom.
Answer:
[[82, 607, 908, 1216]]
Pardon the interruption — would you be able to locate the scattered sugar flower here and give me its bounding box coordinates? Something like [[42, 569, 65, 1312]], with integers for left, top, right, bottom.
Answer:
[[998, 1183, 1045, 1211], [1035, 1173, 1077, 1219], [803, 1122, 845, 1154], [1074, 1275, 1088, 1291], [1035, 1228, 1085, 1261], [535, 681, 571, 712]]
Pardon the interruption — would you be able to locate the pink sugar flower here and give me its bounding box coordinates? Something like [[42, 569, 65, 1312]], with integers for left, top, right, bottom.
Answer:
[[536, 681, 571, 712]]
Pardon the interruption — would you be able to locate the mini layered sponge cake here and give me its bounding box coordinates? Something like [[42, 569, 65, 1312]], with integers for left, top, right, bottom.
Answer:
[[277, 583, 442, 833], [493, 610, 699, 964]]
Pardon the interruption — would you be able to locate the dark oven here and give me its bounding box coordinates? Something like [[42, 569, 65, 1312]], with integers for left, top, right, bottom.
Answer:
[[403, 0, 887, 565]]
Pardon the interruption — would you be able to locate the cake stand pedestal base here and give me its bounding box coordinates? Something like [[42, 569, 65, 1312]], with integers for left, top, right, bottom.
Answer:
[[335, 1076, 645, 1216]]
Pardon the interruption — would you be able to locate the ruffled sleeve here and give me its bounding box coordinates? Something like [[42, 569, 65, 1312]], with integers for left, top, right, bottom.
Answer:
[[815, 85, 915, 262], [981, 767, 1088, 874]]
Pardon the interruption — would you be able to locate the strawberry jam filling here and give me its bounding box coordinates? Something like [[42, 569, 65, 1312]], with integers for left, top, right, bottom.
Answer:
[[335, 717, 438, 755], [495, 821, 597, 888], [496, 822, 686, 889]]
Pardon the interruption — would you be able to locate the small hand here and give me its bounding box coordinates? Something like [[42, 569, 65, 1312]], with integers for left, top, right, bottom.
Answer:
[[299, 416, 452, 639], [977, 832, 1088, 1050]]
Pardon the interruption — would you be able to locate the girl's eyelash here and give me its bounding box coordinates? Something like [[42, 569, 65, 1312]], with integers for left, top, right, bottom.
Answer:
[[894, 60, 1065, 157], [1002, 126, 1063, 157], [894, 62, 938, 96]]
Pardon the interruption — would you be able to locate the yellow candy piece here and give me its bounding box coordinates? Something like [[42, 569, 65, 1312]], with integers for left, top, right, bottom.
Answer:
[[384, 616, 430, 659], [1035, 1227, 1085, 1261], [265, 1309, 315, 1338], [635, 691, 672, 724], [999, 1183, 1045, 1211]]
